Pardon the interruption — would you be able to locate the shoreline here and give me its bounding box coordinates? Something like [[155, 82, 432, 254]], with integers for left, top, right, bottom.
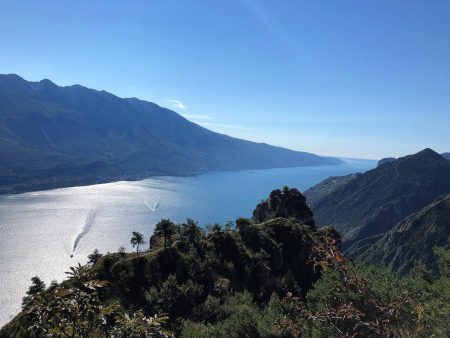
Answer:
[[0, 161, 357, 196]]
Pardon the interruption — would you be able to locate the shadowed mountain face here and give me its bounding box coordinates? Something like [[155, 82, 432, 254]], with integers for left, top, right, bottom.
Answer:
[[303, 173, 361, 207], [0, 74, 342, 193], [304, 149, 450, 250], [377, 157, 396, 167], [349, 195, 450, 275], [377, 153, 449, 165]]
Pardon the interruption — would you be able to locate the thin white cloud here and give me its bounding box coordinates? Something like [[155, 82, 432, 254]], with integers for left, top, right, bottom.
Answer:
[[167, 99, 186, 110], [181, 114, 213, 120], [181, 112, 253, 131], [197, 121, 253, 131]]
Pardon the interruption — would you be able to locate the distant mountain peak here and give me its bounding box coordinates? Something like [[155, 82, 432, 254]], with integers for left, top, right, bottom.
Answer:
[[305, 148, 450, 249], [0, 74, 29, 89], [0, 73, 25, 81], [415, 147, 441, 157], [395, 147, 448, 168], [377, 150, 450, 167], [39, 78, 57, 87], [441, 152, 450, 160]]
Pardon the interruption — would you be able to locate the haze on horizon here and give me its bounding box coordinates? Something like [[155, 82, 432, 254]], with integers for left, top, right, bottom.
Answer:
[[0, 0, 449, 159]]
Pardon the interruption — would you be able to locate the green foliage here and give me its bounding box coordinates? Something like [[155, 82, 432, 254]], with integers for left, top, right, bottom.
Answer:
[[100, 217, 323, 335], [27, 276, 46, 295], [179, 219, 203, 248], [7, 212, 450, 337], [22, 276, 46, 307], [118, 246, 127, 258], [235, 217, 251, 230], [205, 223, 222, 234], [87, 248, 102, 264], [18, 264, 173, 338], [281, 238, 450, 337], [155, 219, 177, 249], [130, 231, 145, 257], [407, 244, 450, 337], [145, 275, 204, 319], [110, 312, 173, 338], [224, 220, 234, 231], [181, 292, 280, 338]]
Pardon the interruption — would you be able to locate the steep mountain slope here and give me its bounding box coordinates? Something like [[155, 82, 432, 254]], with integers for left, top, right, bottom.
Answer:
[[349, 195, 450, 275], [304, 149, 450, 249], [0, 74, 342, 193], [303, 173, 361, 207], [377, 157, 396, 167]]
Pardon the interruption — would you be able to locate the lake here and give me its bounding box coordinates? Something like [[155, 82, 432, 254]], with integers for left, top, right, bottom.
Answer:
[[0, 159, 375, 327]]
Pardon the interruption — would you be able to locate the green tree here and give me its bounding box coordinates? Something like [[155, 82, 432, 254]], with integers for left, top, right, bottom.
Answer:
[[155, 219, 176, 249], [205, 223, 221, 234], [111, 311, 173, 338], [235, 217, 251, 231], [23, 264, 173, 337], [87, 248, 102, 264], [22, 276, 46, 307], [27, 276, 46, 295], [283, 236, 422, 337], [224, 220, 234, 231], [131, 231, 146, 258], [180, 219, 202, 247], [118, 246, 127, 258]]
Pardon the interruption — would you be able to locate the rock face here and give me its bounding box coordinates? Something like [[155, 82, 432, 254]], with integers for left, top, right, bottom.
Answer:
[[252, 187, 315, 227], [350, 195, 450, 275], [305, 149, 450, 250], [442, 153, 450, 160], [377, 157, 396, 167]]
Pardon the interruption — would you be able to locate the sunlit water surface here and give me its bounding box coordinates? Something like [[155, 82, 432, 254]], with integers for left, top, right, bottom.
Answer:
[[0, 159, 375, 326]]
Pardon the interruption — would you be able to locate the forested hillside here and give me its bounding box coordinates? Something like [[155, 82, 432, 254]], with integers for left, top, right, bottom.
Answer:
[[1, 187, 449, 337]]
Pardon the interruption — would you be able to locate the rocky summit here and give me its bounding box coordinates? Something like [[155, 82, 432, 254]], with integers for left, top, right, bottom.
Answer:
[[252, 187, 315, 227]]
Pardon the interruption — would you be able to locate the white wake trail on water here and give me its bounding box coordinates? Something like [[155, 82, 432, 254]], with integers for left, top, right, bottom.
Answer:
[[144, 199, 160, 212], [71, 204, 98, 256]]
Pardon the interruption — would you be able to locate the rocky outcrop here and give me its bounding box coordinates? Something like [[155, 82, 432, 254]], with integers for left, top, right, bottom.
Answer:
[[252, 187, 315, 227], [377, 157, 396, 167]]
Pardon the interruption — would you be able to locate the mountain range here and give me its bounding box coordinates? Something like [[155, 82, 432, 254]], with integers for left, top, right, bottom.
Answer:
[[0, 74, 341, 194], [304, 149, 450, 273], [348, 195, 450, 275]]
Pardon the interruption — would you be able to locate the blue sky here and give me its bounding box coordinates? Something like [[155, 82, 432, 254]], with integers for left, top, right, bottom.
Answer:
[[1, 0, 449, 159]]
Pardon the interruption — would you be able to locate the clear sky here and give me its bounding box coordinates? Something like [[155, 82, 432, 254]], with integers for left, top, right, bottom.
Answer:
[[1, 1, 449, 159]]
